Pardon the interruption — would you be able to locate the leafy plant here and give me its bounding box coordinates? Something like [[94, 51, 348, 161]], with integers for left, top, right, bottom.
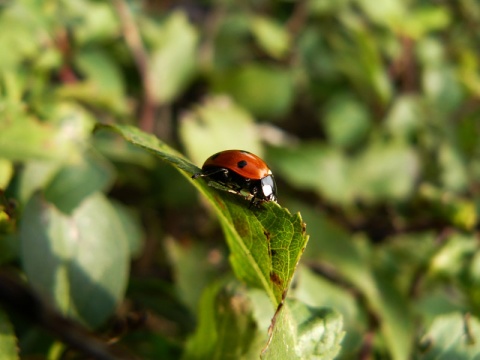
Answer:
[[1, 0, 480, 359]]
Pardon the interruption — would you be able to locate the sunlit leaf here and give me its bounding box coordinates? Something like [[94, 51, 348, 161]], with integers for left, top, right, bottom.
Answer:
[[0, 310, 18, 360], [419, 313, 480, 359], [59, 50, 127, 113], [149, 11, 199, 103], [251, 16, 291, 59], [262, 299, 344, 360], [180, 96, 263, 166], [20, 193, 130, 328], [44, 150, 115, 214], [0, 159, 13, 189], [98, 124, 309, 306], [183, 281, 265, 359], [321, 94, 371, 148], [212, 64, 294, 119]]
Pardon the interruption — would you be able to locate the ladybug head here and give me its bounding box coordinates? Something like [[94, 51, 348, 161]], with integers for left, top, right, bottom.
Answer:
[[260, 175, 277, 202]]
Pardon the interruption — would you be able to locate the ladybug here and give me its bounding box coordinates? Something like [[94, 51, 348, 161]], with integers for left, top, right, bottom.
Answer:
[[192, 150, 277, 206]]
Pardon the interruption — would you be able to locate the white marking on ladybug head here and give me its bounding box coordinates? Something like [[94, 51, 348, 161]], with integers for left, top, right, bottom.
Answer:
[[262, 184, 273, 197]]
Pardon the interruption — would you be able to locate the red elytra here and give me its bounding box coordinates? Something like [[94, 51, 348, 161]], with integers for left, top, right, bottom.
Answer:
[[192, 150, 277, 205], [202, 150, 272, 180]]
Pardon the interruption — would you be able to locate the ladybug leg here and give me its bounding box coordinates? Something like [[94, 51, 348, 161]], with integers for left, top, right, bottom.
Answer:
[[248, 186, 259, 209], [192, 168, 228, 179]]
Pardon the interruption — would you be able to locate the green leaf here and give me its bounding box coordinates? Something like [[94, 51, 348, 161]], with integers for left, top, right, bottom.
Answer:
[[97, 124, 309, 306], [250, 16, 291, 59], [0, 102, 94, 162], [212, 64, 294, 119], [385, 95, 424, 139], [180, 96, 263, 166], [352, 140, 419, 202], [262, 299, 344, 360], [111, 201, 144, 258], [165, 238, 222, 313], [429, 232, 477, 278], [58, 50, 127, 113], [64, 1, 119, 44], [321, 94, 371, 148], [438, 141, 468, 192], [268, 144, 353, 205], [44, 150, 115, 214], [402, 6, 450, 38], [0, 310, 18, 360], [355, 0, 406, 28], [293, 266, 366, 356], [289, 201, 414, 360], [419, 184, 477, 231], [0, 159, 13, 189], [149, 11, 199, 103], [182, 281, 265, 360], [19, 192, 130, 328], [0, 115, 65, 161], [419, 313, 480, 359]]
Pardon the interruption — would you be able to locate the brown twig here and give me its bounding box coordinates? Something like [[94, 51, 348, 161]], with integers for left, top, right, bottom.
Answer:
[[113, 0, 156, 132]]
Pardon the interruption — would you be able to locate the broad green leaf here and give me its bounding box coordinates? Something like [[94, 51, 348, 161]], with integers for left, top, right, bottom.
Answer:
[[429, 232, 477, 278], [0, 310, 18, 360], [0, 102, 94, 162], [59, 50, 127, 113], [293, 266, 366, 356], [321, 94, 371, 148], [0, 1, 47, 71], [63, 1, 119, 44], [262, 299, 344, 360], [289, 201, 414, 360], [438, 141, 468, 192], [385, 95, 424, 139], [250, 16, 291, 59], [0, 159, 13, 189], [332, 29, 392, 104], [308, 0, 350, 15], [149, 11, 199, 103], [268, 144, 353, 205], [180, 96, 263, 166], [419, 184, 477, 231], [352, 140, 419, 202], [419, 313, 480, 359], [355, 0, 405, 28], [19, 192, 129, 328], [182, 281, 265, 360], [111, 200, 144, 258], [402, 6, 450, 38], [165, 237, 223, 314], [97, 124, 309, 306], [212, 64, 294, 119], [0, 116, 66, 161], [423, 65, 463, 113], [44, 150, 115, 214]]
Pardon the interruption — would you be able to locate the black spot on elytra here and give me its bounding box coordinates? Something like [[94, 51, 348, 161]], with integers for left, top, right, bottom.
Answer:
[[237, 160, 248, 168]]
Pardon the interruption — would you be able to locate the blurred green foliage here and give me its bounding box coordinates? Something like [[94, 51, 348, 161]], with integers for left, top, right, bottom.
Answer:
[[1, 0, 480, 359]]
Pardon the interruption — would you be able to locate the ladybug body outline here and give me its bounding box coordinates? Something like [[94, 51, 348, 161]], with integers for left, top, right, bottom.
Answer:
[[192, 150, 277, 206]]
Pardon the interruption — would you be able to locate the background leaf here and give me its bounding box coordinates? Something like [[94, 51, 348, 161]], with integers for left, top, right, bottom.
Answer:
[[19, 192, 130, 328]]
